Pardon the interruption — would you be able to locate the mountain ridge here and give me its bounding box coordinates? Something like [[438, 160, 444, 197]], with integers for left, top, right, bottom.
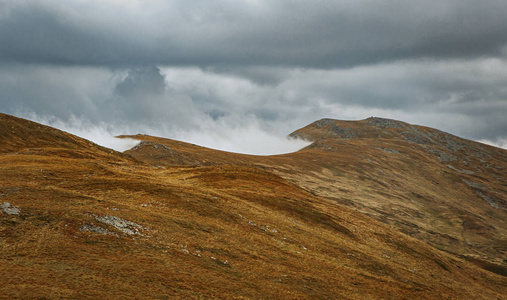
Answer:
[[1, 113, 506, 298], [125, 116, 507, 278]]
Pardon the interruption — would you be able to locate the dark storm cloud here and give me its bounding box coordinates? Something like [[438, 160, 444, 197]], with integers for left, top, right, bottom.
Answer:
[[203, 66, 291, 86], [0, 64, 202, 129], [0, 63, 110, 120], [1, 0, 507, 68], [108, 66, 203, 128], [115, 66, 166, 97], [0, 0, 506, 151]]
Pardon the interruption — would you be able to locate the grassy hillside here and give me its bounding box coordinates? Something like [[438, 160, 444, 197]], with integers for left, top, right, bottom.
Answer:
[[125, 117, 507, 278], [1, 113, 506, 299]]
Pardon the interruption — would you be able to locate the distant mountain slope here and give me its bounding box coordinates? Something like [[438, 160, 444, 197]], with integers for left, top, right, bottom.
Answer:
[[0, 113, 131, 161], [2, 114, 506, 298], [121, 134, 249, 166], [126, 117, 507, 278], [285, 117, 507, 275]]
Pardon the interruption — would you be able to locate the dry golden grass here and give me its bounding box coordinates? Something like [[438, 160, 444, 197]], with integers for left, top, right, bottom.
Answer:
[[124, 117, 507, 278], [1, 113, 507, 299]]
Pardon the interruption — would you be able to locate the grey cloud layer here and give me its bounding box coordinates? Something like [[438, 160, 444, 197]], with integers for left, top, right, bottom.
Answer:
[[0, 0, 506, 150], [2, 0, 507, 68]]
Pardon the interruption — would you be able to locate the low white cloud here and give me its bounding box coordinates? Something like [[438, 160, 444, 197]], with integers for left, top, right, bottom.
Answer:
[[3, 61, 506, 154], [170, 117, 310, 155], [19, 112, 309, 155]]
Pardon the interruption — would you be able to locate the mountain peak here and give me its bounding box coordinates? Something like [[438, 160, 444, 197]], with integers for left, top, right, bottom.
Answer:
[[289, 117, 502, 157], [290, 117, 438, 141]]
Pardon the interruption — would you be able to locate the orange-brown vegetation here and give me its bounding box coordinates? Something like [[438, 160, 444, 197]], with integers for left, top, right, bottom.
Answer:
[[125, 117, 507, 277], [1, 113, 506, 299]]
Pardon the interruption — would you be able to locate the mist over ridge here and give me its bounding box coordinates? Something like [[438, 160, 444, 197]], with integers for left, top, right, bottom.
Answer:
[[7, 64, 507, 154], [21, 111, 310, 155], [2, 1, 507, 150], [2, 2, 507, 298]]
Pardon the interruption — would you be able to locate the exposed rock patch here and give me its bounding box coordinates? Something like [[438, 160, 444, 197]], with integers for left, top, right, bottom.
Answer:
[[446, 165, 475, 175], [461, 180, 502, 208], [1, 202, 20, 215], [377, 147, 400, 154], [463, 179, 488, 191], [366, 117, 405, 129], [476, 192, 500, 209], [131, 141, 170, 152], [79, 223, 117, 236], [424, 147, 457, 162], [440, 134, 467, 152], [94, 215, 145, 235], [314, 118, 335, 128], [437, 151, 457, 162], [328, 125, 356, 139], [313, 119, 357, 139], [401, 131, 431, 145]]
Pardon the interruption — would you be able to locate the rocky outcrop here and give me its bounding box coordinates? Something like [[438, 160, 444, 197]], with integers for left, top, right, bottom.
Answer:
[[1, 202, 20, 215], [79, 223, 117, 236], [94, 215, 145, 235], [365, 117, 405, 129]]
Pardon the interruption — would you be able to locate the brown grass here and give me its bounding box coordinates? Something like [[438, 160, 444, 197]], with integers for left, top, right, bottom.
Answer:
[[1, 113, 507, 299]]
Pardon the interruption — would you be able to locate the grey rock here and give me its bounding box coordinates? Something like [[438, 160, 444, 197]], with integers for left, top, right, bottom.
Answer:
[[366, 117, 405, 129], [437, 151, 457, 162], [425, 147, 457, 162], [401, 131, 431, 145], [94, 215, 144, 235], [1, 202, 20, 215], [377, 147, 400, 154], [463, 179, 488, 191], [79, 223, 117, 236], [477, 191, 499, 209], [441, 135, 467, 152], [314, 118, 335, 128], [311, 119, 357, 139], [446, 165, 475, 175], [132, 141, 171, 152]]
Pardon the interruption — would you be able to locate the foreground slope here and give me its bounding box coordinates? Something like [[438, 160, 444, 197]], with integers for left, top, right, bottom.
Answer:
[[0, 114, 131, 161], [1, 113, 506, 299], [125, 117, 507, 279]]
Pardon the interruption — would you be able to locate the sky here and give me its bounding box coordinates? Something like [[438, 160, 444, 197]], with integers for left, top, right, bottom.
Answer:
[[1, 0, 507, 153]]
